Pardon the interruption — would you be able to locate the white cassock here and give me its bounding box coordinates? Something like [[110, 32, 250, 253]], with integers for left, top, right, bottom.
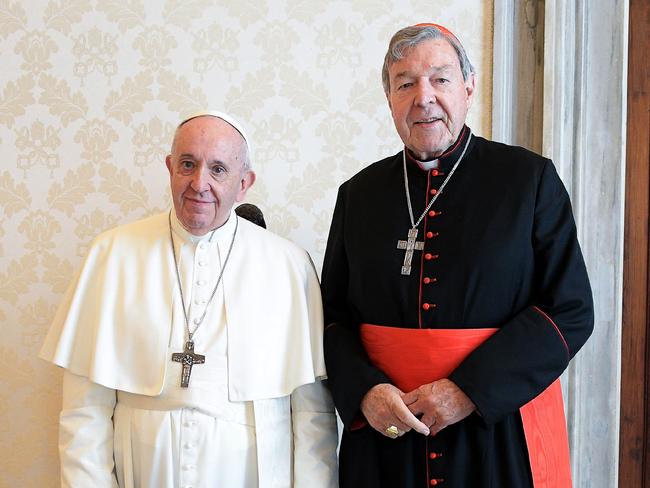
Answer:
[[40, 210, 338, 488]]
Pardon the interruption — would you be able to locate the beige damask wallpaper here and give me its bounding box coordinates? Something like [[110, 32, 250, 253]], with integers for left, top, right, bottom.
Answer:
[[0, 0, 492, 484]]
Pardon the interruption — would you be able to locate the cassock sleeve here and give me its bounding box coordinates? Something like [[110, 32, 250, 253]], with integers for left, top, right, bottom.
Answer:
[[448, 160, 594, 425], [322, 185, 392, 429], [291, 379, 338, 488], [59, 370, 118, 487]]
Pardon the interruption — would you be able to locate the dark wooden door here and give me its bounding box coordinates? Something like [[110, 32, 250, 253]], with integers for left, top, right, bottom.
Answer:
[[619, 0, 650, 485]]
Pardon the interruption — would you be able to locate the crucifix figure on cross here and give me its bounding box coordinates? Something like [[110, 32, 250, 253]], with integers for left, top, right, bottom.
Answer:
[[397, 228, 424, 275], [171, 340, 205, 388]]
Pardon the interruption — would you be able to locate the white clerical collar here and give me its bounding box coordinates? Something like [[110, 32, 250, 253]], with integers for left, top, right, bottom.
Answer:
[[413, 158, 440, 171], [169, 208, 238, 248], [404, 149, 440, 171]]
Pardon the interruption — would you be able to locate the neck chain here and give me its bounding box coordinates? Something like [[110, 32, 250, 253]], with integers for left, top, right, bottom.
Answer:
[[402, 132, 472, 229], [168, 211, 238, 342], [397, 133, 472, 276]]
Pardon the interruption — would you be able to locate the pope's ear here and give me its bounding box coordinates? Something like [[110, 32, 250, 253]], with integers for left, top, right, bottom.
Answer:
[[237, 170, 256, 202], [165, 155, 172, 173]]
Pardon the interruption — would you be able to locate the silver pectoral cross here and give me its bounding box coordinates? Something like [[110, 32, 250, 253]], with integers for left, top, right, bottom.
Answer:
[[171, 340, 205, 388], [397, 228, 424, 275]]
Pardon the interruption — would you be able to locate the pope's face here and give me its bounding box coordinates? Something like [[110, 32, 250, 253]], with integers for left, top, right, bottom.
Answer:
[[166, 116, 255, 235], [387, 38, 475, 160]]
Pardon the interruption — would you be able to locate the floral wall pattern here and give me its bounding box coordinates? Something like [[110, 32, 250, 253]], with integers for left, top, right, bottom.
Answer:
[[0, 0, 492, 484]]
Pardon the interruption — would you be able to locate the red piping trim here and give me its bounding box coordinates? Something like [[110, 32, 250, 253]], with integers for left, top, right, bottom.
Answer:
[[438, 125, 468, 159], [532, 305, 570, 356], [418, 175, 434, 329]]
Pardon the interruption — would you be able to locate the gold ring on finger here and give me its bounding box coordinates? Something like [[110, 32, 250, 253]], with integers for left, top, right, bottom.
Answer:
[[385, 425, 399, 438]]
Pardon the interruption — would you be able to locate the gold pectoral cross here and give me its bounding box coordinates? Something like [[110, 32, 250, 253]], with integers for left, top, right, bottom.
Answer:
[[397, 228, 424, 275], [171, 340, 205, 388]]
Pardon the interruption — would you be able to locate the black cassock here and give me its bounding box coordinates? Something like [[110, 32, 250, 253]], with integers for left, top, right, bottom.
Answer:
[[321, 127, 594, 488]]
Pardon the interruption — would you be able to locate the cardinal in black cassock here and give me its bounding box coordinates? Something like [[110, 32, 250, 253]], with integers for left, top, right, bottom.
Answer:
[[322, 23, 593, 488]]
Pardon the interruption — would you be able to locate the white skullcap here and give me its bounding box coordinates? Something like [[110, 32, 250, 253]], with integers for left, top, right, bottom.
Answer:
[[178, 110, 252, 156]]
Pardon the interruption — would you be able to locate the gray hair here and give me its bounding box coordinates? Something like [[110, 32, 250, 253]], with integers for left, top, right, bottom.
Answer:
[[381, 25, 475, 94]]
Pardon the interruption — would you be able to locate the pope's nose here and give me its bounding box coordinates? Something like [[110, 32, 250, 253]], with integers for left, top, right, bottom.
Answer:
[[190, 165, 210, 193]]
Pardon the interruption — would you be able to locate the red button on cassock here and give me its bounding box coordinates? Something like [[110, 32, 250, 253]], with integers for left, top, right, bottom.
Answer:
[[425, 253, 432, 260], [426, 231, 434, 239], [428, 210, 436, 217], [423, 277, 438, 284], [422, 303, 436, 310], [431, 169, 439, 176], [429, 452, 442, 459], [430, 189, 438, 195]]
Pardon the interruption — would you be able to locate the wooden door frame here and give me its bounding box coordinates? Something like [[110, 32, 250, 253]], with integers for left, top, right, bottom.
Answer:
[[619, 0, 650, 485]]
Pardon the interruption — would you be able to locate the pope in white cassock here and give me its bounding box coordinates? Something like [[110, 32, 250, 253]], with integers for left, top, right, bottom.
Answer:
[[40, 111, 339, 488]]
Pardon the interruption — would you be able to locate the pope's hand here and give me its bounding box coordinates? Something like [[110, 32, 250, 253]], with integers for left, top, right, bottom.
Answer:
[[402, 379, 476, 436], [360, 383, 430, 438]]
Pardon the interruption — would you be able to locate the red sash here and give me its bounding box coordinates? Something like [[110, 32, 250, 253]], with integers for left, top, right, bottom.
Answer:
[[360, 323, 572, 488]]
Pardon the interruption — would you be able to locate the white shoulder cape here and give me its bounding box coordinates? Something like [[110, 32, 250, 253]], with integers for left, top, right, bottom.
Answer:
[[40, 212, 326, 401]]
